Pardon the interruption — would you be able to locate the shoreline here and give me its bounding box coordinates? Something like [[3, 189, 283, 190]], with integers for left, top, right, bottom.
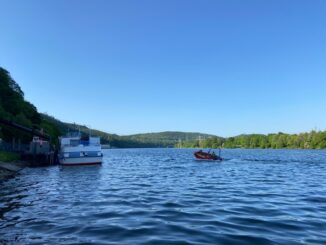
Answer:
[[0, 161, 26, 180]]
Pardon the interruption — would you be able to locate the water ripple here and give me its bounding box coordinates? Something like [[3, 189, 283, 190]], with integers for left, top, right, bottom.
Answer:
[[1, 149, 326, 244]]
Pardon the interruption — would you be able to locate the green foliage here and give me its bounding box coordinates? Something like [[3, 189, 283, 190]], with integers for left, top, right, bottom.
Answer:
[[122, 132, 215, 148], [40, 115, 62, 146], [178, 132, 326, 149], [0, 67, 41, 143], [41, 113, 123, 147], [177, 136, 224, 148], [0, 151, 20, 162]]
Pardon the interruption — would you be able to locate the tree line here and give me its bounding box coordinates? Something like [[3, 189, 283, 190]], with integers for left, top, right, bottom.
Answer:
[[177, 132, 326, 149]]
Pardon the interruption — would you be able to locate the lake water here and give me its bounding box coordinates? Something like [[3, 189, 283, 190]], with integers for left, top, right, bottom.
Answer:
[[1, 149, 326, 244]]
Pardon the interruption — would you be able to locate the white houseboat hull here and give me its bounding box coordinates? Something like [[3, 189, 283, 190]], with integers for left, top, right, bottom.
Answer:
[[59, 134, 103, 166], [59, 156, 102, 166]]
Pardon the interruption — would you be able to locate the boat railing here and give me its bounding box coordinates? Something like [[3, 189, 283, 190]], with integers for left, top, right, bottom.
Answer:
[[61, 140, 101, 147]]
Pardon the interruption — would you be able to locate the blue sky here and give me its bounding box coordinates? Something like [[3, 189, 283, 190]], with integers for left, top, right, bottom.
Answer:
[[1, 0, 325, 136]]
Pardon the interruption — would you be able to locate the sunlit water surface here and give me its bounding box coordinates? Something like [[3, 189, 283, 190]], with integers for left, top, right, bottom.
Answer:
[[1, 149, 326, 244]]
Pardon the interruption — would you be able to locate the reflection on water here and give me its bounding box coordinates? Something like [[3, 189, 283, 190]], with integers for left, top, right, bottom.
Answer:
[[1, 149, 326, 244]]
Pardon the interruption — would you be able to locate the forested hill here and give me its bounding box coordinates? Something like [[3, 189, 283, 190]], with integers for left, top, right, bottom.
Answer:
[[41, 115, 215, 148], [120, 132, 215, 148]]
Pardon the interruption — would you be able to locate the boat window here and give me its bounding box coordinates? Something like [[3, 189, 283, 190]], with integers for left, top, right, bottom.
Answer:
[[70, 139, 80, 146]]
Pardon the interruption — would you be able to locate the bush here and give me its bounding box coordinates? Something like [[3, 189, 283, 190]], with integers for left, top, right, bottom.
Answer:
[[0, 151, 20, 162]]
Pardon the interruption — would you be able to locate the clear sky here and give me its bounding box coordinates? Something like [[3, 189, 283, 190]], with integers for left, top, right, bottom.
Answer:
[[0, 0, 325, 137]]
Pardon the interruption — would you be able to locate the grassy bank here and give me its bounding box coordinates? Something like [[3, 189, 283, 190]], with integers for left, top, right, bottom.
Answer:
[[0, 151, 20, 162]]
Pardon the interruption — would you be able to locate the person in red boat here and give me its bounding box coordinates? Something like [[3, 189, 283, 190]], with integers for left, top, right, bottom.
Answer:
[[194, 148, 222, 161], [211, 151, 216, 157]]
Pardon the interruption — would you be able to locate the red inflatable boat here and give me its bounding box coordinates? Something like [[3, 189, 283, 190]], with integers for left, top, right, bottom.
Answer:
[[194, 150, 222, 161]]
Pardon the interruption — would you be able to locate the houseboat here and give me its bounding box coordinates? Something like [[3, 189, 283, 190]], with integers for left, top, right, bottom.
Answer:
[[59, 132, 103, 165]]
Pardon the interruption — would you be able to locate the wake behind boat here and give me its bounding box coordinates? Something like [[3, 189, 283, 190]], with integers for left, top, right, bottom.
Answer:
[[194, 149, 223, 161], [59, 132, 103, 166]]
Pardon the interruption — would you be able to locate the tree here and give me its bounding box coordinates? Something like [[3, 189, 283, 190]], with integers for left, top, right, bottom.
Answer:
[[0, 67, 42, 143]]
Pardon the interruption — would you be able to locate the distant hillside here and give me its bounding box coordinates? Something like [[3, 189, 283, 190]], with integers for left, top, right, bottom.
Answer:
[[41, 114, 215, 148], [41, 114, 121, 146], [121, 131, 215, 148], [121, 131, 213, 147]]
